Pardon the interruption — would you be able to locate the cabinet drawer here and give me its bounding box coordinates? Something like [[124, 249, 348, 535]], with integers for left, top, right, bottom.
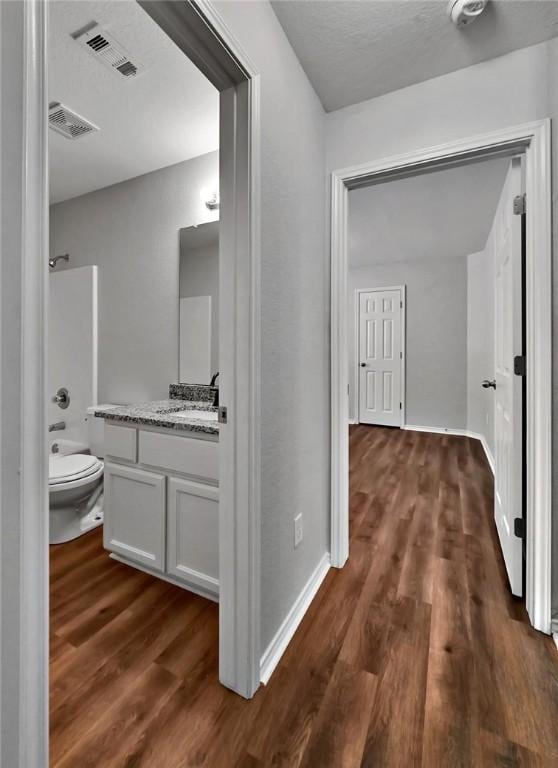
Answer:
[[104, 423, 137, 463], [139, 431, 218, 483], [103, 462, 165, 572], [167, 476, 219, 597]]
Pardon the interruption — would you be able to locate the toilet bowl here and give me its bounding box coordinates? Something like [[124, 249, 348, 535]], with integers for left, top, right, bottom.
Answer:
[[49, 454, 104, 544]]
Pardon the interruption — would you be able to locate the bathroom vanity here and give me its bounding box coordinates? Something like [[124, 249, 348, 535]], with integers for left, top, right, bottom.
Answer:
[[95, 386, 219, 601]]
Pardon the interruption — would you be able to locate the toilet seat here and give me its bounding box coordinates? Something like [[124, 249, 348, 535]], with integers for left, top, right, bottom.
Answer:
[[49, 454, 103, 486]]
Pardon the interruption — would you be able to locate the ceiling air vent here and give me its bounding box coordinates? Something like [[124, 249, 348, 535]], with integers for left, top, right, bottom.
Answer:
[[48, 102, 99, 140], [72, 22, 144, 79]]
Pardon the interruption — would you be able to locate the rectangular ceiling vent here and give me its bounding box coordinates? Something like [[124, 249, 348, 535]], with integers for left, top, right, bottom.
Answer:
[[48, 102, 99, 140], [72, 22, 144, 79]]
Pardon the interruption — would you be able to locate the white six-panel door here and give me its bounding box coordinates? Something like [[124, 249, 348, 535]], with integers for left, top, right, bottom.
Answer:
[[358, 288, 403, 427], [493, 158, 524, 597]]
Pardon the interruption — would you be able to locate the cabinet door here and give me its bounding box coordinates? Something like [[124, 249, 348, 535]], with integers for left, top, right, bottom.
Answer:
[[103, 462, 166, 572], [167, 477, 219, 597]]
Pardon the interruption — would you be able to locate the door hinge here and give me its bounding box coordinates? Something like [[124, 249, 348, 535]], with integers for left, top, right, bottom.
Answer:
[[513, 193, 526, 215], [399, 402, 402, 410], [514, 355, 526, 377], [514, 517, 525, 539], [400, 301, 403, 309], [218, 406, 228, 424], [400, 351, 403, 359]]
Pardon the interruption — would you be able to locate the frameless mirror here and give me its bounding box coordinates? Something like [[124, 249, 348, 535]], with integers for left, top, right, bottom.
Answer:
[[179, 221, 219, 384]]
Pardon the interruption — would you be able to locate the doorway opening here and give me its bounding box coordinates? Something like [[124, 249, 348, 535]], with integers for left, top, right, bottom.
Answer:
[[7, 0, 261, 763], [331, 122, 552, 634]]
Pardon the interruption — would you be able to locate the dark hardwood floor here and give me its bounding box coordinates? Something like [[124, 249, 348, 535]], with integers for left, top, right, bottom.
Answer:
[[50, 426, 558, 767]]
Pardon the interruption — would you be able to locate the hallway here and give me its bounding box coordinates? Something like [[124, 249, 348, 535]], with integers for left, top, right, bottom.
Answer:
[[50, 426, 558, 767], [337, 425, 558, 766]]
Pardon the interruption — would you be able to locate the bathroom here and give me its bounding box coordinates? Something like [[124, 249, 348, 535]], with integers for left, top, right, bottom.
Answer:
[[48, 1, 224, 758]]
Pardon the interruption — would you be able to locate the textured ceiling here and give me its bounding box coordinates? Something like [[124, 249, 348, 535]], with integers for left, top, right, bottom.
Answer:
[[349, 157, 510, 266], [272, 0, 558, 112], [49, 0, 219, 203]]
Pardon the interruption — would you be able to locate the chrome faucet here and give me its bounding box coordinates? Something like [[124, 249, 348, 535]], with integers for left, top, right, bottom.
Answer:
[[49, 421, 66, 433], [210, 372, 219, 406]]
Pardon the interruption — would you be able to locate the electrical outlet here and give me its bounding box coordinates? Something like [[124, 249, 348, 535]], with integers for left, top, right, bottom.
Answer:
[[294, 513, 303, 548]]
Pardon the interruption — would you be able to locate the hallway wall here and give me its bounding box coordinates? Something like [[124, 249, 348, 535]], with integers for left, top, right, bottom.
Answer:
[[215, 1, 329, 655]]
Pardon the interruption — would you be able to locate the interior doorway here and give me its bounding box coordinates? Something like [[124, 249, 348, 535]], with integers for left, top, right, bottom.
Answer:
[[3, 0, 262, 763], [330, 121, 552, 634]]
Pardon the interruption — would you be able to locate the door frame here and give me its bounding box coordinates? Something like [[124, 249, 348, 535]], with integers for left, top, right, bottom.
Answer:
[[354, 285, 406, 427], [1, 0, 261, 763], [330, 120, 552, 637]]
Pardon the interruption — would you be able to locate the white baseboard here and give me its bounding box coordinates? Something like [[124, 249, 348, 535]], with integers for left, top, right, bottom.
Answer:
[[403, 424, 494, 474], [553, 633, 558, 651], [467, 430, 495, 475], [260, 552, 330, 685], [403, 424, 468, 436], [348, 419, 358, 425]]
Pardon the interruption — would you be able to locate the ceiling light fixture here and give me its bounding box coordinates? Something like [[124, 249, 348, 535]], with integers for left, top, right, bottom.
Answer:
[[447, 0, 488, 27]]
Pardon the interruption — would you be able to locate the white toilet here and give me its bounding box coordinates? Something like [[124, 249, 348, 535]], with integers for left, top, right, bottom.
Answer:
[[49, 454, 104, 544], [49, 408, 110, 544]]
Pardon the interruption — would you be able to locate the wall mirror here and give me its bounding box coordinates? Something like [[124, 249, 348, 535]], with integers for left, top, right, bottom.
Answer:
[[179, 221, 219, 384]]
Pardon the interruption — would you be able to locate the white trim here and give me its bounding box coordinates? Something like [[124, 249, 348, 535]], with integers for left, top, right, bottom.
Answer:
[[126, 0, 263, 700], [470, 432, 495, 475], [348, 419, 358, 425], [330, 172, 349, 569], [331, 120, 552, 634], [0, 1, 49, 766], [354, 285, 406, 427], [403, 425, 469, 435], [402, 425, 495, 474], [553, 634, 558, 652], [260, 554, 331, 685]]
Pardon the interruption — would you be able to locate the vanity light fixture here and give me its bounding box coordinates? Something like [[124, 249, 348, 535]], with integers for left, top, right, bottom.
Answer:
[[203, 190, 220, 211]]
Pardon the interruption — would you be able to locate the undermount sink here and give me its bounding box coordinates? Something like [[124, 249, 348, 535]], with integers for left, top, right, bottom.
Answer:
[[173, 409, 218, 421]]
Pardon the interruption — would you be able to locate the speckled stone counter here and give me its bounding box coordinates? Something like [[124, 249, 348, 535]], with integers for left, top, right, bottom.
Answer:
[[94, 399, 219, 436]]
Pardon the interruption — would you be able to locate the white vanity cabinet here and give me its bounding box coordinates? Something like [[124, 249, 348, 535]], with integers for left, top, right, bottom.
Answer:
[[167, 478, 219, 594], [103, 463, 166, 572], [102, 422, 219, 600]]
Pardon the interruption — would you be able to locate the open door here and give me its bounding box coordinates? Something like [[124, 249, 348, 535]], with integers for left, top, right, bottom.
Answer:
[[492, 158, 524, 597]]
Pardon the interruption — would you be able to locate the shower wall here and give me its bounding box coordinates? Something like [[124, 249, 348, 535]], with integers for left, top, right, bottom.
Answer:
[[48, 265, 98, 449]]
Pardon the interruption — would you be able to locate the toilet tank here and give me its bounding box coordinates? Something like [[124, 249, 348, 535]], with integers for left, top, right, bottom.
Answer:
[[86, 406, 115, 459]]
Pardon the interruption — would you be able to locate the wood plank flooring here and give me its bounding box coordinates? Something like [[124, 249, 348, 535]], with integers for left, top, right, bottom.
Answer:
[[50, 426, 558, 767]]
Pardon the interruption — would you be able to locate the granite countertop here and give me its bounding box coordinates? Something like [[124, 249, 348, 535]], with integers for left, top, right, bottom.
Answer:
[[94, 399, 219, 436]]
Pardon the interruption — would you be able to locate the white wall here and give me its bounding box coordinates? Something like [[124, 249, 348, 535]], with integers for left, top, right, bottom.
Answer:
[[467, 250, 495, 456], [49, 266, 97, 447], [326, 40, 554, 172], [215, 1, 329, 653], [49, 150, 219, 405], [179, 239, 219, 376], [348, 259, 467, 429]]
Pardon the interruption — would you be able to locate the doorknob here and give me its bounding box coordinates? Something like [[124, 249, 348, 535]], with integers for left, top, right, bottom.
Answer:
[[360, 363, 366, 368], [52, 387, 70, 409], [482, 379, 496, 389]]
